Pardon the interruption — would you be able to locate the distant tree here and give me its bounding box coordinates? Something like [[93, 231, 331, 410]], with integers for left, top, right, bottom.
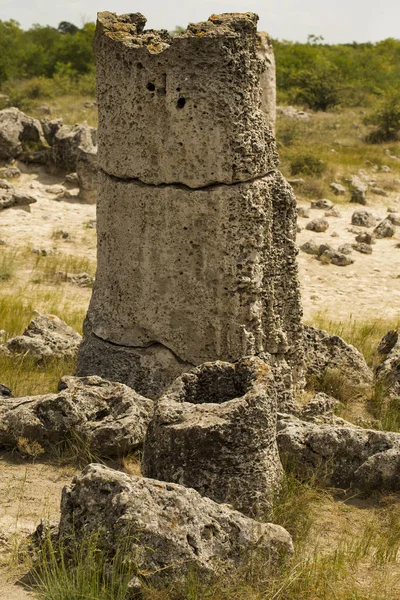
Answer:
[[58, 21, 79, 35], [364, 91, 400, 142], [292, 60, 342, 111]]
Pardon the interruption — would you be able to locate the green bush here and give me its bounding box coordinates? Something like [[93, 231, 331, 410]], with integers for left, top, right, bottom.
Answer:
[[289, 153, 327, 177], [364, 92, 400, 142]]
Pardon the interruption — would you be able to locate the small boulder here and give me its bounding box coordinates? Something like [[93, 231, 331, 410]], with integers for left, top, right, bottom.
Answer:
[[371, 187, 388, 197], [0, 107, 46, 160], [4, 313, 81, 362], [350, 175, 367, 205], [355, 231, 375, 245], [58, 464, 293, 587], [0, 376, 154, 455], [300, 240, 320, 255], [0, 165, 21, 179], [374, 218, 395, 239], [40, 118, 63, 146], [330, 182, 346, 195], [324, 207, 341, 218], [311, 199, 333, 210], [52, 122, 97, 172], [338, 243, 353, 255], [0, 190, 37, 210], [306, 218, 329, 232], [318, 247, 353, 266], [375, 332, 400, 397], [387, 213, 400, 226], [351, 210, 376, 228], [297, 206, 310, 218], [0, 384, 12, 398], [352, 242, 372, 254]]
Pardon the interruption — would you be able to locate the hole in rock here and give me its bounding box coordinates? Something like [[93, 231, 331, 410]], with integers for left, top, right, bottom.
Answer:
[[147, 82, 156, 91], [182, 364, 252, 405], [177, 97, 186, 109], [137, 62, 144, 69]]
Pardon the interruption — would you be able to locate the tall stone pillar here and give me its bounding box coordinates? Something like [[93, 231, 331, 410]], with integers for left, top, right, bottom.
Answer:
[[76, 12, 303, 399]]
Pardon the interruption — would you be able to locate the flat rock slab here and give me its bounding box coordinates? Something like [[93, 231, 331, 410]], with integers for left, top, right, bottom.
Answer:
[[95, 12, 278, 187], [59, 464, 293, 586]]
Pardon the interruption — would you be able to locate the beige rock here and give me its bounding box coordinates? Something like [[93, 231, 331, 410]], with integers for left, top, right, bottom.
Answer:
[[95, 12, 278, 187], [77, 169, 303, 395], [257, 32, 276, 132]]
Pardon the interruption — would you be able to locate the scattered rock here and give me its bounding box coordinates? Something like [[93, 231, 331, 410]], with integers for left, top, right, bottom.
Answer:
[[303, 325, 373, 390], [330, 182, 346, 195], [375, 332, 400, 397], [311, 199, 333, 210], [387, 213, 400, 226], [318, 247, 354, 266], [277, 105, 311, 120], [377, 330, 398, 355], [0, 384, 12, 398], [0, 107, 46, 160], [370, 187, 388, 197], [300, 240, 320, 255], [0, 189, 37, 210], [350, 175, 367, 205], [325, 207, 341, 218], [353, 242, 372, 254], [56, 272, 94, 287], [297, 206, 310, 218], [58, 464, 293, 587], [45, 185, 66, 195], [0, 165, 21, 179], [64, 172, 79, 184], [142, 357, 283, 516], [0, 179, 12, 189], [4, 312, 81, 362], [338, 244, 353, 255], [306, 218, 329, 232], [355, 231, 375, 245], [52, 122, 97, 172], [380, 165, 391, 173], [373, 218, 395, 238], [277, 416, 400, 491], [0, 376, 154, 455], [351, 210, 376, 228]]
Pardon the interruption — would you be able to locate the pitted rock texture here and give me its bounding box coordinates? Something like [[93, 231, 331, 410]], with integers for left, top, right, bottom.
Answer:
[[257, 32, 276, 132], [3, 313, 81, 362], [0, 107, 46, 160], [303, 325, 373, 390], [0, 376, 153, 455], [142, 357, 282, 516], [78, 170, 302, 385], [59, 464, 293, 586], [277, 416, 400, 492], [375, 331, 400, 397], [95, 12, 278, 187]]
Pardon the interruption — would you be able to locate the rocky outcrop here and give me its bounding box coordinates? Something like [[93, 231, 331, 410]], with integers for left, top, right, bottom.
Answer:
[[0, 376, 153, 455], [351, 210, 376, 228], [51, 122, 96, 172], [142, 357, 283, 516], [58, 464, 293, 587], [277, 415, 400, 492], [3, 313, 81, 362], [373, 218, 395, 239], [0, 384, 12, 398], [303, 325, 373, 390], [0, 107, 46, 160]]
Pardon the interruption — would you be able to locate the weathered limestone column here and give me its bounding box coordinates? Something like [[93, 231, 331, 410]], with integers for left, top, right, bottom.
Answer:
[[77, 12, 303, 399], [257, 32, 276, 132]]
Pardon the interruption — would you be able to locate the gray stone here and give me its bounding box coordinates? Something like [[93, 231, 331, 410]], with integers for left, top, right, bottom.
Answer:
[[78, 170, 303, 395], [324, 207, 341, 218], [0, 179, 12, 189], [277, 416, 400, 491], [352, 242, 372, 254], [4, 312, 81, 362], [0, 190, 37, 210], [387, 213, 400, 226], [0, 384, 12, 398], [0, 165, 20, 179], [95, 12, 278, 187], [305, 218, 329, 232], [338, 243, 353, 255], [58, 464, 293, 585], [303, 325, 373, 390], [374, 218, 395, 239], [355, 231, 375, 245], [311, 199, 333, 210], [377, 330, 398, 355], [0, 376, 153, 455], [0, 107, 46, 160], [297, 206, 310, 218], [351, 210, 376, 228], [41, 118, 63, 146], [142, 356, 282, 516], [371, 186, 388, 197], [300, 240, 319, 255], [52, 122, 96, 172], [318, 247, 354, 266], [329, 182, 346, 195], [350, 175, 367, 205], [299, 392, 341, 423]]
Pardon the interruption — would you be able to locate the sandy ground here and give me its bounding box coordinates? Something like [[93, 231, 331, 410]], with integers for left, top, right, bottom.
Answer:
[[1, 163, 400, 597]]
